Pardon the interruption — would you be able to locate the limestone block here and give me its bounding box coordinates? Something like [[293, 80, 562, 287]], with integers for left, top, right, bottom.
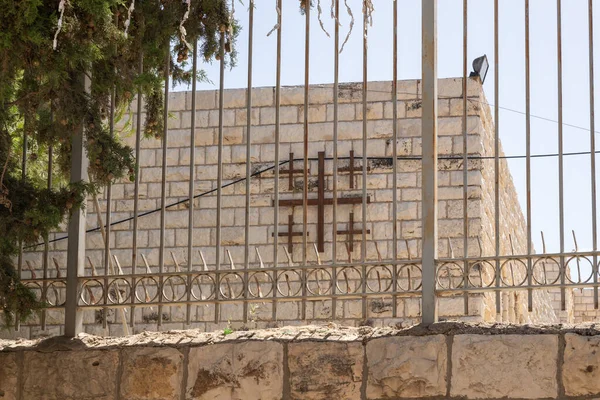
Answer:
[[187, 91, 216, 110], [288, 341, 363, 400], [235, 108, 260, 126], [22, 349, 119, 400], [309, 86, 334, 104], [186, 341, 283, 400], [438, 78, 464, 98], [326, 103, 355, 121], [169, 92, 187, 111], [338, 121, 363, 140], [398, 118, 421, 137], [120, 347, 184, 400], [223, 88, 247, 109], [366, 335, 447, 398], [397, 80, 418, 100], [563, 333, 600, 396], [281, 87, 304, 105], [253, 87, 274, 107], [281, 124, 304, 142], [0, 352, 18, 400], [299, 105, 327, 123], [194, 127, 215, 146], [208, 110, 235, 127], [451, 334, 558, 399], [167, 112, 181, 129]]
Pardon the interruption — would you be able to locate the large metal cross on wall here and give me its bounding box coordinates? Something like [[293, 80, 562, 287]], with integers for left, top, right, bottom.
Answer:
[[277, 152, 371, 253]]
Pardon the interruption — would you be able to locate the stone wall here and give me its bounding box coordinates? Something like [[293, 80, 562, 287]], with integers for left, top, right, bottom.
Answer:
[[573, 289, 600, 323], [11, 77, 559, 339], [2, 323, 600, 399]]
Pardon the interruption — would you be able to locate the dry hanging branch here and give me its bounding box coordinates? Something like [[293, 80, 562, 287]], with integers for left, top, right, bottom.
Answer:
[[317, 0, 330, 37], [340, 0, 354, 53], [123, 0, 135, 37], [363, 0, 374, 47], [267, 0, 281, 37], [52, 0, 66, 50], [179, 0, 192, 50]]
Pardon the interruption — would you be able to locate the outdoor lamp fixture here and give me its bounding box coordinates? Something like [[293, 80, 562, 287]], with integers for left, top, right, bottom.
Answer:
[[470, 55, 489, 84]]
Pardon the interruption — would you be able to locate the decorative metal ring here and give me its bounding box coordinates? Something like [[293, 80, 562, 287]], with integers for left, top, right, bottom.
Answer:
[[190, 274, 216, 301], [335, 267, 362, 294], [436, 262, 464, 289], [306, 268, 332, 296], [45, 280, 67, 307], [366, 265, 393, 293], [133, 276, 159, 304], [396, 263, 422, 291], [248, 271, 274, 299], [467, 260, 496, 288], [565, 255, 594, 284], [23, 281, 43, 302], [107, 278, 132, 304], [79, 279, 104, 306], [218, 273, 244, 300], [276, 269, 302, 297], [499, 258, 528, 287], [161, 275, 188, 302], [532, 257, 560, 285]]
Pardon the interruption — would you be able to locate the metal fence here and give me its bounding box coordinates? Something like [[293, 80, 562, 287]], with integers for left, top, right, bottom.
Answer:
[[13, 0, 600, 336]]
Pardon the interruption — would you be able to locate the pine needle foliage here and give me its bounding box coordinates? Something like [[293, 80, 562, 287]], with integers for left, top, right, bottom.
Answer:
[[0, 0, 238, 327]]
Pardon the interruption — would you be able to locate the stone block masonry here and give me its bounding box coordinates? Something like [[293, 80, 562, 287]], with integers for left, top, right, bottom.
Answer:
[[11, 77, 562, 339], [3, 323, 600, 399]]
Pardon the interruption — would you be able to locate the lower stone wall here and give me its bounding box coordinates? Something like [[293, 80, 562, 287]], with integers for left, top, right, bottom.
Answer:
[[2, 323, 600, 399]]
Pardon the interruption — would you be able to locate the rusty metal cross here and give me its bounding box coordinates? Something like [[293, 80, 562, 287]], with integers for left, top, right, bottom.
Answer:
[[277, 151, 370, 252], [337, 211, 371, 252], [272, 214, 308, 253]]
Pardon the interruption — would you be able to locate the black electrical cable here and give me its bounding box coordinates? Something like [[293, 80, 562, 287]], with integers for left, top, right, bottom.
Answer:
[[27, 148, 600, 249]]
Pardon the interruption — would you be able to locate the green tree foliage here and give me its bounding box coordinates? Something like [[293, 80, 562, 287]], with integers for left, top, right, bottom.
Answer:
[[0, 0, 238, 326]]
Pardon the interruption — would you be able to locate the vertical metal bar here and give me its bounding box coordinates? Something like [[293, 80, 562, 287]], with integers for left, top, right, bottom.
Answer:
[[318, 152, 325, 253], [158, 48, 170, 329], [186, 40, 198, 326], [15, 123, 27, 331], [557, 0, 566, 311], [273, 0, 282, 321], [525, 0, 533, 312], [589, 0, 599, 309], [104, 85, 115, 324], [215, 32, 226, 324], [243, 1, 254, 324], [302, 1, 310, 321], [131, 53, 143, 328], [41, 143, 53, 330], [361, 0, 369, 320], [421, 0, 439, 325], [391, 0, 399, 319], [494, 0, 502, 317], [332, 0, 340, 320], [65, 71, 91, 338], [462, 0, 470, 315]]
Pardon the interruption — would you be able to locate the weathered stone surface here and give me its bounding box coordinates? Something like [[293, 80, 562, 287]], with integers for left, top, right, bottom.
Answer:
[[451, 334, 558, 399], [186, 341, 283, 400], [366, 335, 447, 398], [564, 333, 600, 396], [22, 349, 118, 400], [288, 341, 363, 400], [0, 352, 18, 400], [120, 347, 183, 400]]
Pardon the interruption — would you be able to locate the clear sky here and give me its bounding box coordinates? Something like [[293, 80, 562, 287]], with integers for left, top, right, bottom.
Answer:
[[178, 0, 600, 266]]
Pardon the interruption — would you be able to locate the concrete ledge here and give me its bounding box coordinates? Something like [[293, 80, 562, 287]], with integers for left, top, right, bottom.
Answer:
[[2, 322, 600, 399]]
